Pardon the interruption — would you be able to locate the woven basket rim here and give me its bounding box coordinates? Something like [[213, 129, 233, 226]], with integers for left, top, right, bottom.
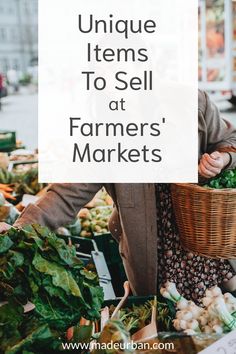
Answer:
[[172, 183, 236, 194]]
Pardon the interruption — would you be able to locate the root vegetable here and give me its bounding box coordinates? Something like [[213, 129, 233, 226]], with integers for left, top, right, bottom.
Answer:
[[212, 324, 223, 335], [184, 329, 197, 336], [224, 293, 236, 305], [202, 296, 213, 307], [187, 319, 200, 332]]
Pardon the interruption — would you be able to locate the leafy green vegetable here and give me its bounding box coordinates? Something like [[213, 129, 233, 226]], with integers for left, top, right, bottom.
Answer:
[[0, 302, 24, 353], [204, 168, 236, 189], [0, 235, 13, 254], [0, 168, 46, 204], [0, 224, 104, 353], [32, 253, 84, 299], [5, 324, 56, 354]]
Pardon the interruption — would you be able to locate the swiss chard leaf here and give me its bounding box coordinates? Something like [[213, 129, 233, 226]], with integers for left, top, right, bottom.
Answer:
[[0, 302, 24, 353], [0, 235, 13, 254], [32, 253, 84, 300], [0, 224, 104, 351]]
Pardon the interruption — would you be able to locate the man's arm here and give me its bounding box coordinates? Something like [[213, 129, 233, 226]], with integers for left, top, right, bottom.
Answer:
[[203, 91, 236, 169], [14, 183, 103, 230]]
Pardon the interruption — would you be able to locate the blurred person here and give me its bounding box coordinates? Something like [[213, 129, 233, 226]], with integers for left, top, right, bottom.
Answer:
[[7, 69, 19, 93], [0, 73, 3, 110], [206, 27, 224, 57]]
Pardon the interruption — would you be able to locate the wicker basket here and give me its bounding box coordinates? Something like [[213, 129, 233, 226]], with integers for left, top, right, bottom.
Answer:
[[171, 183, 236, 259]]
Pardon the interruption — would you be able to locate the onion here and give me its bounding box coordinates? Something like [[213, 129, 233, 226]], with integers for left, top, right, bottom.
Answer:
[[210, 286, 222, 297], [202, 296, 213, 307], [212, 324, 223, 335]]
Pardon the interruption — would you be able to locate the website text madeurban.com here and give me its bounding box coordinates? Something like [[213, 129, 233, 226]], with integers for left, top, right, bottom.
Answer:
[[61, 340, 175, 352]]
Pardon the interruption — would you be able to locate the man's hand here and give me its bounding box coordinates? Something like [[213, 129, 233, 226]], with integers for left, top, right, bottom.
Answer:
[[198, 151, 230, 178], [0, 222, 11, 233]]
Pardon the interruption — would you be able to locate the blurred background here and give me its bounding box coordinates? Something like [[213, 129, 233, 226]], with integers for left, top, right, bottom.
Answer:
[[0, 0, 37, 150], [0, 0, 236, 151], [198, 0, 235, 127]]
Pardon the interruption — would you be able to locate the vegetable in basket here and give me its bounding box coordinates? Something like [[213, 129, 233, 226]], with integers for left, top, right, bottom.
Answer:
[[204, 168, 236, 189]]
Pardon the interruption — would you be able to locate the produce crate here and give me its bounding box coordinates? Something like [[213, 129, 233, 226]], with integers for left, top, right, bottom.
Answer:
[[103, 295, 154, 308], [8, 159, 38, 173], [93, 232, 121, 265], [93, 232, 127, 297], [58, 235, 116, 300], [103, 295, 176, 334], [0, 130, 16, 152], [61, 234, 98, 258]]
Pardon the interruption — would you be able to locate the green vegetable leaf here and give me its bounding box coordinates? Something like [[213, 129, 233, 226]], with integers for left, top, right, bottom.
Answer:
[[0, 235, 13, 254], [32, 253, 84, 300], [0, 224, 103, 350], [5, 324, 56, 354], [0, 302, 24, 353], [205, 168, 236, 189], [0, 250, 24, 280]]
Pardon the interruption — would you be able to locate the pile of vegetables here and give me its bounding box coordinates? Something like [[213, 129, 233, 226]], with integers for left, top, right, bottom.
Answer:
[[13, 168, 44, 199], [0, 224, 104, 353], [93, 296, 224, 354], [87, 188, 113, 208], [108, 298, 175, 334], [204, 168, 236, 189], [78, 206, 112, 238], [0, 184, 15, 201], [93, 319, 132, 354], [12, 163, 38, 174], [9, 152, 38, 162], [0, 168, 45, 202], [58, 206, 113, 238], [0, 192, 19, 224], [59, 206, 113, 239], [0, 168, 15, 184], [90, 298, 175, 354], [161, 282, 236, 335]]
